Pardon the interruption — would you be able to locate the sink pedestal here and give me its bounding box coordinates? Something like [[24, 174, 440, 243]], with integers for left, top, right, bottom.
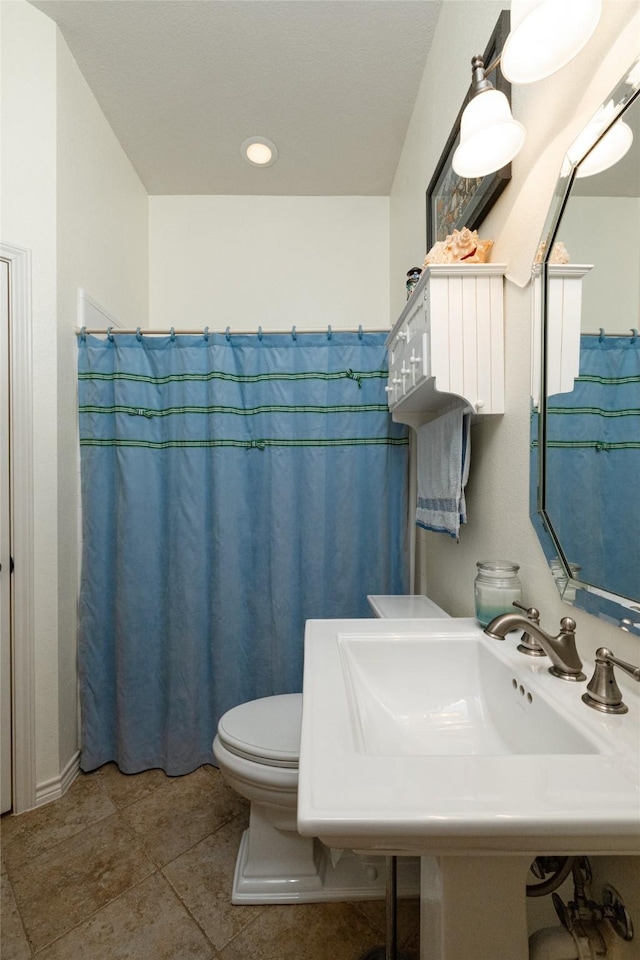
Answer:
[[420, 856, 532, 960]]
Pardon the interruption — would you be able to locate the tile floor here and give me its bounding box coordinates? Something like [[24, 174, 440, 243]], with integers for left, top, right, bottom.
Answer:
[[1, 764, 420, 959]]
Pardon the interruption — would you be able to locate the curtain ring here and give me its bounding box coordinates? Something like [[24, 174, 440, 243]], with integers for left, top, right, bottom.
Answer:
[[258, 325, 263, 340], [358, 324, 363, 340], [631, 329, 638, 343], [106, 326, 115, 342], [203, 326, 209, 341], [225, 326, 231, 341], [170, 327, 176, 341], [327, 325, 332, 340], [291, 325, 297, 340], [136, 327, 143, 341], [598, 327, 605, 342], [78, 326, 87, 341]]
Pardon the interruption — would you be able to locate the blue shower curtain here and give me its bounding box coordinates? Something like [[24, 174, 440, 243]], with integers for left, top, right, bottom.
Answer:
[[545, 334, 640, 601], [78, 331, 409, 775]]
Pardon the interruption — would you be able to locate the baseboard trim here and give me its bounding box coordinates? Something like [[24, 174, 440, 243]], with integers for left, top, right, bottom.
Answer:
[[35, 750, 80, 808]]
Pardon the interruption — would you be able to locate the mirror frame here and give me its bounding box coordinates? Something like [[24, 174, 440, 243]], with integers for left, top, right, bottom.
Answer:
[[531, 56, 640, 635]]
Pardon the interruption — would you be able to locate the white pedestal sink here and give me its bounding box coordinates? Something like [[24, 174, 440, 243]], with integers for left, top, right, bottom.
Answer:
[[297, 618, 640, 959]]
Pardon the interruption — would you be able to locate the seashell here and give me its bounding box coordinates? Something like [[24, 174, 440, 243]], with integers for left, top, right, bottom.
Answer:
[[423, 240, 448, 265], [423, 227, 493, 266], [534, 240, 570, 264]]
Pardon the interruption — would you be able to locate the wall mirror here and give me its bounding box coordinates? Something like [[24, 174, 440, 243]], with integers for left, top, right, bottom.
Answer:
[[532, 54, 640, 636]]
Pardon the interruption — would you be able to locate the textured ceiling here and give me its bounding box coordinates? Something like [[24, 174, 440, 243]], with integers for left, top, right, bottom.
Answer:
[[30, 0, 443, 195]]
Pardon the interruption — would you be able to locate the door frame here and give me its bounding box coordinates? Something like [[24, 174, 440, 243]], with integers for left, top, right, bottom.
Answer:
[[1, 241, 36, 813]]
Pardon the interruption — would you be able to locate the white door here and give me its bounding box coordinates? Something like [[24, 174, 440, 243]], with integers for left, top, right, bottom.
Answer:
[[1, 258, 12, 813]]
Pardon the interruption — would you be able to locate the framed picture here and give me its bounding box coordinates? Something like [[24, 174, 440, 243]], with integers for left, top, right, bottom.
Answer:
[[426, 10, 511, 250]]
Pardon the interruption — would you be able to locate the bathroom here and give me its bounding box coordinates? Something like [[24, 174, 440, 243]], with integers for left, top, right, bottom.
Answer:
[[1, 0, 639, 957]]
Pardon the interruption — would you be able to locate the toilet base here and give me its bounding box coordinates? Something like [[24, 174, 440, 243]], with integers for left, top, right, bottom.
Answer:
[[231, 829, 420, 904]]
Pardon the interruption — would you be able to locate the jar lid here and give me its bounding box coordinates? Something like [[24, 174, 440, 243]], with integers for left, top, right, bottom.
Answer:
[[476, 560, 520, 572]]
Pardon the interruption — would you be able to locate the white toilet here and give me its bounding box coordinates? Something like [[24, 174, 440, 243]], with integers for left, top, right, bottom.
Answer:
[[213, 596, 448, 905], [213, 691, 419, 904]]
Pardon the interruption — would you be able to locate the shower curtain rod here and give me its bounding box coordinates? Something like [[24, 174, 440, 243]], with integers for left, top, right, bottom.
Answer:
[[75, 324, 379, 339], [583, 328, 639, 339]]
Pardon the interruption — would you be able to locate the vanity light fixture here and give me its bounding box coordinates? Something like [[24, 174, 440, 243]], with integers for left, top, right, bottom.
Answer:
[[241, 137, 278, 167], [452, 0, 603, 178], [452, 56, 525, 179]]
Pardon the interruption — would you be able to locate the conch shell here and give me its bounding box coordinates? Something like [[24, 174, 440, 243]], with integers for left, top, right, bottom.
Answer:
[[534, 240, 570, 264], [423, 227, 493, 266]]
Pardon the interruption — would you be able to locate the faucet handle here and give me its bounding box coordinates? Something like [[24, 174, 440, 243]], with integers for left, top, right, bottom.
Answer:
[[581, 647, 640, 715], [513, 602, 546, 657], [513, 600, 539, 619]]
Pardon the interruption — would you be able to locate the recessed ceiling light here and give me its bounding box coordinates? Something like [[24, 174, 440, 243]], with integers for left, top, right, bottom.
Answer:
[[241, 137, 278, 167]]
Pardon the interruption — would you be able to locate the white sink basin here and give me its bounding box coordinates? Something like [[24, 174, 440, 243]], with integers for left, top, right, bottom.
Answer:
[[298, 618, 640, 856], [340, 634, 596, 757]]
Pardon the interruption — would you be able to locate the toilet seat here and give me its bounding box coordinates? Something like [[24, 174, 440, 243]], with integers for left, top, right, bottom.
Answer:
[[216, 693, 301, 768]]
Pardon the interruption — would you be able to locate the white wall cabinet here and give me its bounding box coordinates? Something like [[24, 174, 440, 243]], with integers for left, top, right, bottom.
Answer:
[[531, 264, 593, 407], [385, 264, 506, 420]]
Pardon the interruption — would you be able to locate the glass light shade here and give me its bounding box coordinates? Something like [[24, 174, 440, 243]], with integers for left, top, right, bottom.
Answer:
[[501, 0, 602, 84], [575, 120, 633, 178], [452, 89, 525, 178], [626, 58, 640, 91], [241, 137, 278, 166], [564, 100, 634, 178]]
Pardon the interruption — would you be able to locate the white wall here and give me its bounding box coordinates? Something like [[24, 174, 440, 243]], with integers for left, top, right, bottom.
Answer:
[[560, 197, 640, 333], [1, 0, 61, 793], [389, 0, 640, 946], [149, 196, 389, 331], [56, 32, 149, 772], [1, 0, 148, 800]]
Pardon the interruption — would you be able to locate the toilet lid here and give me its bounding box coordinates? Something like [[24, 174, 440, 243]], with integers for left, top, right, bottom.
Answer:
[[217, 693, 302, 768]]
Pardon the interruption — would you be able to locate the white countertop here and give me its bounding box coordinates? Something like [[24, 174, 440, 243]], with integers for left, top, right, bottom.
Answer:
[[367, 594, 450, 619]]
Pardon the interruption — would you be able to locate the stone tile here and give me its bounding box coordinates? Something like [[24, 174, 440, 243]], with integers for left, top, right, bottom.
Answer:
[[93, 762, 172, 809], [164, 813, 263, 950], [402, 926, 421, 960], [1, 773, 116, 872], [1, 873, 31, 960], [10, 813, 154, 952], [218, 901, 380, 960], [35, 872, 216, 960], [352, 896, 421, 951], [120, 766, 245, 867]]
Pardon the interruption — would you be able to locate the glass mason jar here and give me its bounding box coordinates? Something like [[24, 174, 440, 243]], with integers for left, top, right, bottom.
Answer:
[[474, 560, 523, 627], [550, 558, 582, 604]]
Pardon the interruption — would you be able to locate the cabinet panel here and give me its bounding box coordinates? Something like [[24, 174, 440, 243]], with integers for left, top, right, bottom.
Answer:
[[385, 264, 506, 420]]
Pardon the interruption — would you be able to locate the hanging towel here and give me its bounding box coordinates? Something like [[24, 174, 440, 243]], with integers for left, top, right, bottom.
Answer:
[[416, 407, 471, 539]]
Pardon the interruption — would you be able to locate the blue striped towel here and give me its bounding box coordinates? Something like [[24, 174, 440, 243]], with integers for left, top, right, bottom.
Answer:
[[416, 407, 471, 539]]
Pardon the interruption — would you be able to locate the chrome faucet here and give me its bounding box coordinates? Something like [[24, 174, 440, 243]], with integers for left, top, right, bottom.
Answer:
[[484, 611, 586, 681]]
